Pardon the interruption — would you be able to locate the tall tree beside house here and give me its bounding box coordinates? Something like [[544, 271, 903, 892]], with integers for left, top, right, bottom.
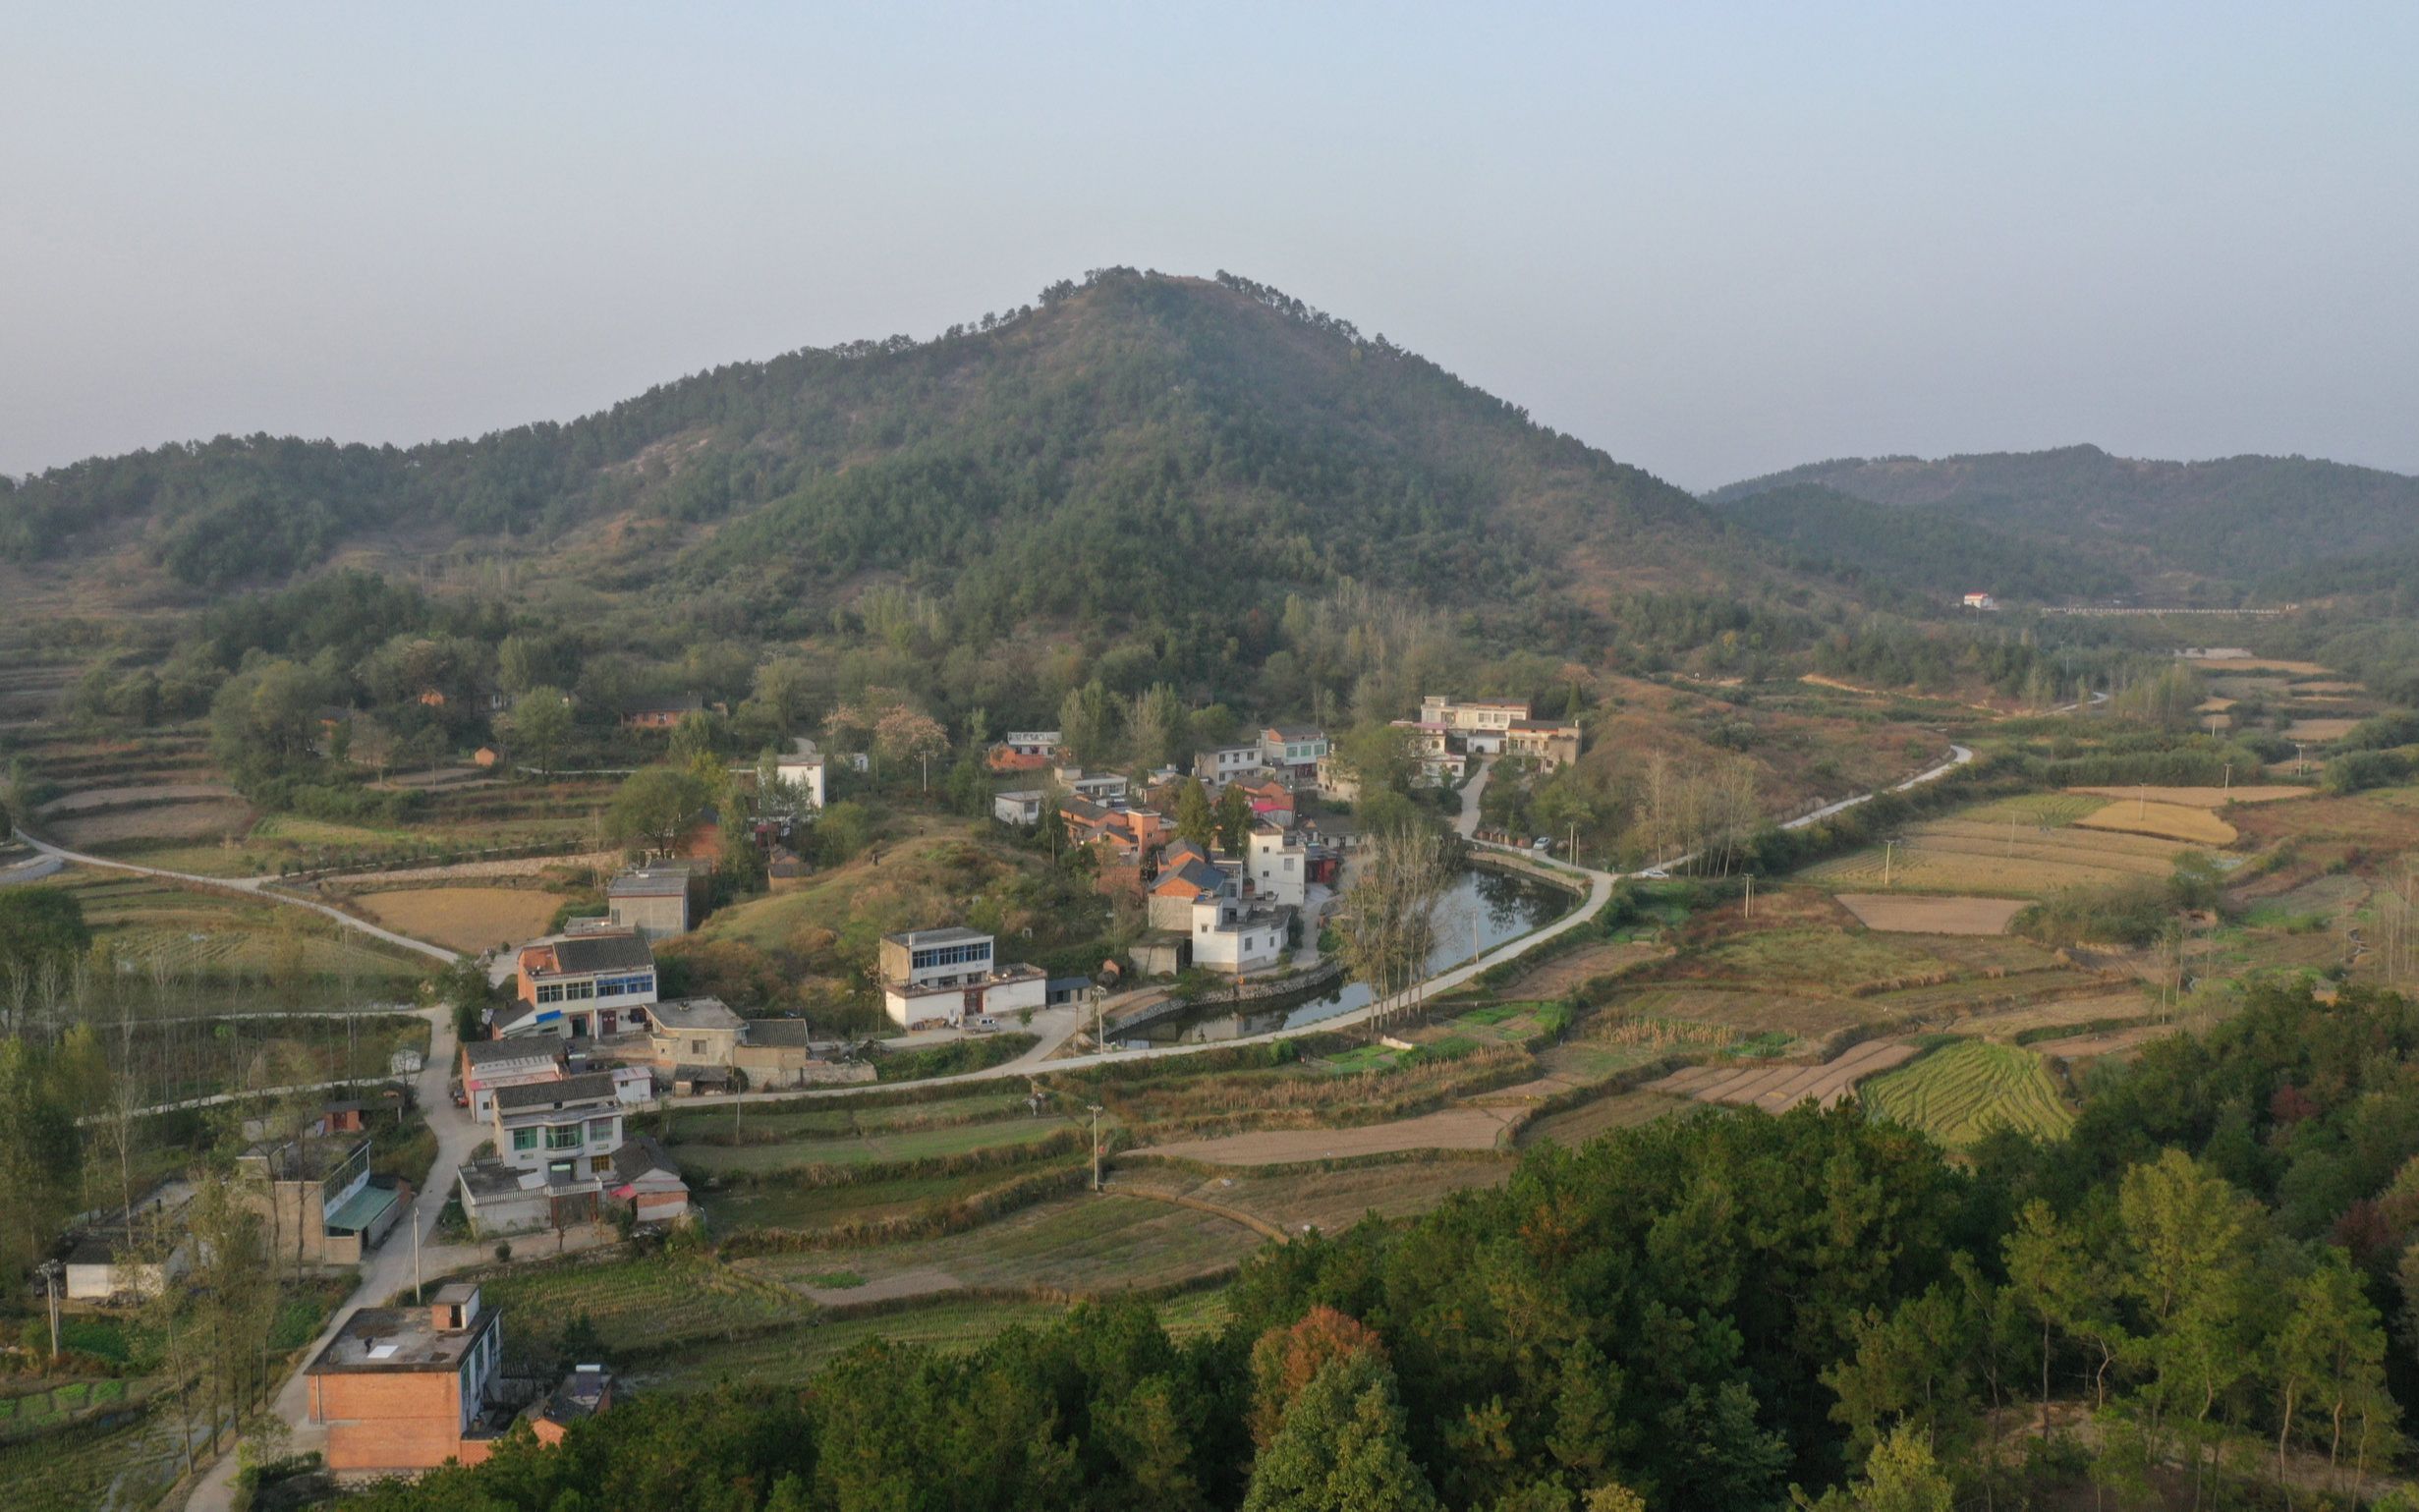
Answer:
[[1176, 780, 1217, 847], [873, 705, 950, 789], [499, 686, 573, 775], [1128, 683, 1184, 773], [750, 654, 820, 736], [1060, 679, 1120, 767], [605, 764, 713, 854], [1331, 722, 1419, 797], [1213, 784, 1256, 855]]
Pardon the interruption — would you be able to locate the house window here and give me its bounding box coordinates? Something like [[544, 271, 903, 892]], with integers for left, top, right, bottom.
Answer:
[[564, 980, 595, 1001], [690, 1038, 707, 1056], [512, 1128, 537, 1153], [588, 1117, 616, 1143], [545, 1125, 582, 1151], [535, 984, 565, 1005]]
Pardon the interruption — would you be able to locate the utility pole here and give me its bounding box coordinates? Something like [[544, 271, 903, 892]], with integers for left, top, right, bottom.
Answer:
[[413, 1209, 422, 1305], [1087, 1104, 1104, 1192], [40, 1260, 62, 1360], [1091, 985, 1105, 1052], [1883, 840, 1896, 889], [2296, 743, 2307, 776], [1743, 874, 1755, 919]]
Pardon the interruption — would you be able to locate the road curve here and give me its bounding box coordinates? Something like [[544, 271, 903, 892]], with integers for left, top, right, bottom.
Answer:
[[14, 832, 461, 963]]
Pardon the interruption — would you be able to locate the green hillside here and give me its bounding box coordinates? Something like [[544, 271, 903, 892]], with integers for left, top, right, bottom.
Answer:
[[1709, 443, 2419, 587], [1711, 481, 2130, 604], [0, 270, 1736, 632]]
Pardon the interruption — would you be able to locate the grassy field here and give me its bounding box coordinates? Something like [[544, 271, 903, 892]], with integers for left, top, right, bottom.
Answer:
[[469, 1253, 816, 1372], [42, 868, 433, 1007], [744, 1192, 1266, 1297], [349, 885, 567, 956], [1862, 1039, 2075, 1147], [632, 1287, 1237, 1392], [700, 1159, 1085, 1233], [0, 1405, 184, 1512], [671, 1113, 1080, 1174]]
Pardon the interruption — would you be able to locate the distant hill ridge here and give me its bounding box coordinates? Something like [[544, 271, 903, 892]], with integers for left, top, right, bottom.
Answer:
[[1709, 444, 2419, 587]]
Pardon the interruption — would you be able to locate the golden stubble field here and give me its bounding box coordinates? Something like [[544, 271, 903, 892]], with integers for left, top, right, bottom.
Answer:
[[351, 885, 566, 955]]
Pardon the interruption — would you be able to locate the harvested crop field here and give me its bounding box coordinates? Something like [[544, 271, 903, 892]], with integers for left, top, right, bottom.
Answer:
[[2073, 800, 2235, 844], [1802, 815, 2188, 896], [2284, 718, 2363, 742], [350, 885, 568, 955], [1519, 1090, 1697, 1148], [1836, 894, 2024, 934], [1136, 1106, 1518, 1165], [1863, 1039, 2074, 1146], [2067, 785, 2312, 808], [1646, 1037, 1919, 1112]]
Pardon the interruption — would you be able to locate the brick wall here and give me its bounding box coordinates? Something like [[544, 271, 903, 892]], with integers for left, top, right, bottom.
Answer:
[[313, 1372, 464, 1472]]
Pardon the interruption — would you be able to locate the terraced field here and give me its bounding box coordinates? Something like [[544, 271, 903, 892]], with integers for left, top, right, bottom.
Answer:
[[1646, 1036, 1921, 1112], [43, 868, 431, 1002], [1862, 1039, 2075, 1146], [2073, 800, 2236, 844], [1802, 815, 2191, 896]]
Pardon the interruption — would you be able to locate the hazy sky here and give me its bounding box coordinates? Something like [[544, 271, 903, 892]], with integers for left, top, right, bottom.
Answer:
[[5, 3, 2415, 491]]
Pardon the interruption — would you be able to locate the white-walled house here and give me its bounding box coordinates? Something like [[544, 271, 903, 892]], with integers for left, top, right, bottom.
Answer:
[[773, 754, 827, 811], [1193, 745, 1267, 786], [1191, 891, 1291, 976], [876, 926, 1049, 1030], [1247, 824, 1308, 908]]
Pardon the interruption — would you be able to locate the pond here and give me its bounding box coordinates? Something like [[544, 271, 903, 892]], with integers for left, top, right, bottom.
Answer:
[[1129, 864, 1575, 1045]]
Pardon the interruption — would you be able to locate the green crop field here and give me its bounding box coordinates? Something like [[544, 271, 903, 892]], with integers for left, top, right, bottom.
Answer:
[[1862, 1039, 2075, 1147], [700, 1159, 1085, 1233], [669, 1113, 1081, 1174], [471, 1253, 813, 1372]]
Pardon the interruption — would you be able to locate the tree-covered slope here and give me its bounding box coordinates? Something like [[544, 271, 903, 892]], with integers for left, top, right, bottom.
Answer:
[[0, 269, 1737, 628], [1710, 481, 2131, 603], [1709, 443, 2419, 586]]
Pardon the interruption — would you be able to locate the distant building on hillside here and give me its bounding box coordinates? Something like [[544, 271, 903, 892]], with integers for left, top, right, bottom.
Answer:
[[1962, 591, 1998, 610]]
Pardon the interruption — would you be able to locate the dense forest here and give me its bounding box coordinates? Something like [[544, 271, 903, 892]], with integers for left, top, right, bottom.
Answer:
[[1712, 481, 2132, 604], [333, 982, 2419, 1512], [1709, 444, 2419, 589]]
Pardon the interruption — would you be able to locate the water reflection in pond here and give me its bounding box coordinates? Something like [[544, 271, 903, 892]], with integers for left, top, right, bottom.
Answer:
[[1132, 865, 1574, 1045]]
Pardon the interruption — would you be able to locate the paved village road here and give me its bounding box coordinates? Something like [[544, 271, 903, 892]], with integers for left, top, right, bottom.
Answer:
[[182, 1004, 485, 1512]]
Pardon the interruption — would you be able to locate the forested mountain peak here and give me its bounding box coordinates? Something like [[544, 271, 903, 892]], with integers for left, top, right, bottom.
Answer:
[[0, 269, 1736, 632]]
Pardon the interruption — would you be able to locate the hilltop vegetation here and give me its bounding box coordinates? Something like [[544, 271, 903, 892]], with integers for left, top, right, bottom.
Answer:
[[0, 269, 1732, 632], [1711, 443, 2419, 591], [1712, 481, 2131, 603]]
